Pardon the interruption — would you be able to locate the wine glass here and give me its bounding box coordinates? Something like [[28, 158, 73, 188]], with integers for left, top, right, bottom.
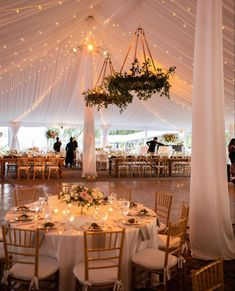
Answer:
[[34, 201, 41, 225], [38, 197, 45, 208], [121, 200, 130, 217], [108, 193, 117, 205]]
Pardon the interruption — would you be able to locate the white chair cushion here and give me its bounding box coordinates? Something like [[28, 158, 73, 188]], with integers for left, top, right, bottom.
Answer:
[[131, 248, 177, 270], [73, 260, 118, 285], [0, 242, 4, 259], [157, 223, 166, 233], [10, 256, 59, 281], [158, 234, 180, 249]]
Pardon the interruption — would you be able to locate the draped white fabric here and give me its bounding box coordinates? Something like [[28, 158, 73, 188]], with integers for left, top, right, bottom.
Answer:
[[0, 0, 234, 130], [82, 54, 97, 178], [101, 125, 110, 148], [8, 122, 20, 151], [189, 0, 235, 260]]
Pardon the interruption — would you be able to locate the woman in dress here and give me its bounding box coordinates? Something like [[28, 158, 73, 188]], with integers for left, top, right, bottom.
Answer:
[[65, 137, 74, 168]]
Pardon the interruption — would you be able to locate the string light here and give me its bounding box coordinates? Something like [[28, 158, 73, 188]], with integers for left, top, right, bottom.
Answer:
[[87, 43, 94, 51], [141, 101, 178, 129], [14, 60, 72, 122], [0, 1, 64, 13]]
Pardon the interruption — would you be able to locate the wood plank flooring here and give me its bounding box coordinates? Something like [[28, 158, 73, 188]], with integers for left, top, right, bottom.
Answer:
[[1, 168, 234, 224], [0, 168, 234, 290]]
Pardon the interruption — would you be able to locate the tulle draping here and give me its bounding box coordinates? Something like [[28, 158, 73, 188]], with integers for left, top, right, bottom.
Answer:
[[82, 54, 97, 178], [8, 121, 20, 151], [189, 0, 235, 260], [0, 0, 233, 130]]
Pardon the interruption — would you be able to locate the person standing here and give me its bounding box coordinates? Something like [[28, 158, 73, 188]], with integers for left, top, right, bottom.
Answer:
[[53, 137, 62, 153], [65, 137, 74, 168], [146, 137, 164, 155], [72, 137, 78, 165], [228, 138, 235, 184]]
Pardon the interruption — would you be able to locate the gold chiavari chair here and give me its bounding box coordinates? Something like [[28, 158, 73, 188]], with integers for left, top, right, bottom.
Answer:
[[131, 218, 187, 291], [33, 157, 45, 180], [73, 229, 125, 291], [158, 202, 189, 251], [47, 156, 60, 180], [17, 157, 30, 179], [191, 259, 224, 291], [1, 225, 59, 291], [117, 156, 130, 178], [96, 153, 108, 172], [109, 185, 132, 201], [155, 192, 173, 234], [153, 156, 169, 178], [14, 187, 37, 207]]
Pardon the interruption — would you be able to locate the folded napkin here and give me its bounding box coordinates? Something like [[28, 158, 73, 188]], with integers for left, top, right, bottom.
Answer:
[[139, 224, 150, 241]]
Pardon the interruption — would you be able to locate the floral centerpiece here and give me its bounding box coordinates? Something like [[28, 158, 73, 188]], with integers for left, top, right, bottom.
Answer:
[[45, 129, 58, 139], [162, 133, 179, 143], [60, 185, 104, 211]]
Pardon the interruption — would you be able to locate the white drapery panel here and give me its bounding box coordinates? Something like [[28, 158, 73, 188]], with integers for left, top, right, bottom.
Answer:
[[8, 121, 20, 151], [101, 124, 110, 148], [82, 54, 97, 178], [189, 0, 235, 259]]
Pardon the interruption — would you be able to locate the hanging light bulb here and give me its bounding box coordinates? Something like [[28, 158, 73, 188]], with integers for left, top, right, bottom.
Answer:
[[87, 43, 94, 51]]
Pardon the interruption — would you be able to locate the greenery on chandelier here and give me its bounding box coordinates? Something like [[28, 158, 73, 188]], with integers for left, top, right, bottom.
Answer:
[[83, 58, 176, 112]]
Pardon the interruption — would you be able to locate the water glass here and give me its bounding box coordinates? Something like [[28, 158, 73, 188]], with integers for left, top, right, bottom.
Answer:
[[108, 193, 117, 205], [121, 200, 130, 217]]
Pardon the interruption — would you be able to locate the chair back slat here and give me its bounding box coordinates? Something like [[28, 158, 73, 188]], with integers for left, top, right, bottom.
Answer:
[[164, 218, 187, 267], [155, 192, 172, 227], [2, 225, 43, 277], [14, 187, 36, 207], [84, 230, 125, 281], [109, 186, 132, 201], [191, 259, 224, 291]]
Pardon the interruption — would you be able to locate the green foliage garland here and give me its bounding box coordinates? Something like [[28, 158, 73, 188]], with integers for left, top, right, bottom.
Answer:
[[83, 58, 176, 112]]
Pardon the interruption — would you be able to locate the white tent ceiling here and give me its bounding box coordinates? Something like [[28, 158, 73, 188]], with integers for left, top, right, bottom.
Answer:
[[0, 0, 234, 131]]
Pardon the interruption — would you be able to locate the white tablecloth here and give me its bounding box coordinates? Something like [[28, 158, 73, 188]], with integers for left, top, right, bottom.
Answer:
[[5, 198, 160, 291]]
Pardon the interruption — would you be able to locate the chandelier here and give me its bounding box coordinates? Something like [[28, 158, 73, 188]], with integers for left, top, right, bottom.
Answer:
[[83, 26, 176, 112]]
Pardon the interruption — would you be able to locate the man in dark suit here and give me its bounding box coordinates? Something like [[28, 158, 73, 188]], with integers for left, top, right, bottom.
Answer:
[[146, 137, 164, 155]]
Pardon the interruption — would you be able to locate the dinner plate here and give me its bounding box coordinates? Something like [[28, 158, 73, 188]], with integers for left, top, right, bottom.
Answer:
[[136, 209, 156, 217], [15, 215, 34, 222], [15, 206, 36, 212], [39, 222, 56, 231], [81, 223, 104, 232], [123, 219, 142, 226]]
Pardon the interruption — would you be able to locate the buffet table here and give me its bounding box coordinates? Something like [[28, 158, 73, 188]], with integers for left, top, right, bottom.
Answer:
[[5, 196, 159, 291]]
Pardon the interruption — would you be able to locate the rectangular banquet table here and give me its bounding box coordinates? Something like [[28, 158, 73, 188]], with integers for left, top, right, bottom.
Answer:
[[109, 155, 191, 177], [5, 197, 160, 291], [0, 156, 64, 178]]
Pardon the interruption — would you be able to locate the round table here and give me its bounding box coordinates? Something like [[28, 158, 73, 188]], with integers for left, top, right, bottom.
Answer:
[[5, 196, 159, 291]]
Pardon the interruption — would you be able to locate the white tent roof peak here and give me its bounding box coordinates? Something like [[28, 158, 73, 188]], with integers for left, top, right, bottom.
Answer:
[[0, 0, 234, 130]]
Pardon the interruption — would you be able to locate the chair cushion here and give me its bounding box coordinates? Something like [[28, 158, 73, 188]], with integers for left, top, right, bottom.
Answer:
[[10, 256, 59, 281], [73, 260, 118, 285], [131, 248, 177, 270], [157, 223, 166, 233], [158, 234, 180, 249]]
